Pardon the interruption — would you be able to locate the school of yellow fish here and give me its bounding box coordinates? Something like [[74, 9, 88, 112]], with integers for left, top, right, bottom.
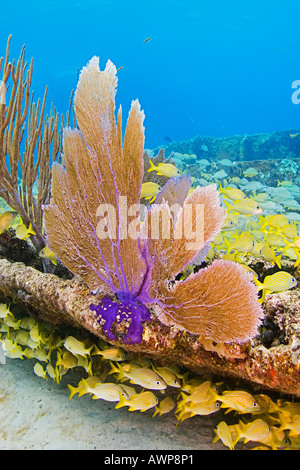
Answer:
[[1, 161, 300, 449], [1, 301, 300, 450]]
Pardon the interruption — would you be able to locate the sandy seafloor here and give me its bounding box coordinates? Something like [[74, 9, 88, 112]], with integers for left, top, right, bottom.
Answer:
[[0, 356, 232, 450]]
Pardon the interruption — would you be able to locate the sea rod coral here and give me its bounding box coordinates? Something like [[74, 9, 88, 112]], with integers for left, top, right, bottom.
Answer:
[[43, 56, 263, 345]]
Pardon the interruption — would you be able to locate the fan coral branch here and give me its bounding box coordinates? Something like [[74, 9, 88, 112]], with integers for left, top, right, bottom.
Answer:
[[44, 55, 263, 345], [0, 36, 62, 251]]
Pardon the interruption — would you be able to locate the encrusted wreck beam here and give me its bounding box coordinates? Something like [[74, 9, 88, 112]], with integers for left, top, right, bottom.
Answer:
[[0, 258, 300, 397]]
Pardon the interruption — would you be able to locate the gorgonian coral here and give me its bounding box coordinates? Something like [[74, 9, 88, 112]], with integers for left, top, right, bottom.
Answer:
[[44, 57, 263, 345]]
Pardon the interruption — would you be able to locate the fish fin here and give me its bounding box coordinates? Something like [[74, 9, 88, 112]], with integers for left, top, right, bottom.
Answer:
[[212, 430, 219, 444], [115, 392, 128, 409], [67, 384, 78, 400], [147, 159, 156, 172]]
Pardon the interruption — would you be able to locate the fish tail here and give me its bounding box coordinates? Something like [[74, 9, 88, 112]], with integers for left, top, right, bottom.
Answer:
[[115, 392, 128, 409], [147, 159, 157, 172], [223, 198, 233, 212], [67, 384, 78, 400], [109, 361, 123, 380], [233, 420, 245, 445], [152, 406, 159, 418], [275, 254, 282, 269], [253, 277, 264, 291]]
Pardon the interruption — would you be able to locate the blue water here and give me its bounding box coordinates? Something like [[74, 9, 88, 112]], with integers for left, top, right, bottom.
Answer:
[[1, 0, 300, 149]]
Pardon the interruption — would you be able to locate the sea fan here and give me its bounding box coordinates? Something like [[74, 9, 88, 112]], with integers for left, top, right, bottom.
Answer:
[[44, 56, 263, 345]]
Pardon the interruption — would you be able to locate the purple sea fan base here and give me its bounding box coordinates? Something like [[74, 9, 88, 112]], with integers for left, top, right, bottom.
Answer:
[[90, 292, 152, 344]]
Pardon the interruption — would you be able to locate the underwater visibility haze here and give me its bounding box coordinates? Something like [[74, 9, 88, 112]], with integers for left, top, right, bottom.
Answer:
[[1, 0, 300, 148]]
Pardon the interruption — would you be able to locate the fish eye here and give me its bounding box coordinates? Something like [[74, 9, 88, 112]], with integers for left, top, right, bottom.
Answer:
[[284, 438, 291, 445], [253, 402, 258, 407], [292, 278, 296, 282], [215, 401, 221, 408], [41, 250, 44, 255], [156, 381, 161, 385]]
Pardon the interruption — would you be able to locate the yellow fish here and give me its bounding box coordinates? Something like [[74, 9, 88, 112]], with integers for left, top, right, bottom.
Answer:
[[225, 198, 263, 216], [152, 396, 175, 417], [178, 264, 195, 281], [115, 390, 158, 411], [4, 312, 21, 330], [15, 222, 36, 240], [63, 336, 93, 357], [290, 133, 299, 138], [2, 338, 24, 359], [46, 363, 60, 383], [214, 390, 261, 414], [0, 211, 17, 233], [244, 167, 258, 178], [151, 365, 181, 388], [56, 350, 78, 370], [33, 362, 47, 379], [259, 245, 281, 268], [234, 419, 272, 445], [254, 394, 280, 414], [29, 324, 44, 345], [264, 233, 286, 248], [178, 381, 217, 408], [276, 223, 298, 240], [147, 160, 180, 178], [39, 246, 58, 265], [224, 233, 255, 255], [68, 376, 102, 400], [92, 345, 126, 361], [140, 182, 161, 202], [92, 382, 129, 402], [255, 271, 297, 303], [177, 400, 221, 422], [0, 303, 11, 319], [219, 183, 246, 201], [109, 362, 167, 390], [213, 421, 235, 450]]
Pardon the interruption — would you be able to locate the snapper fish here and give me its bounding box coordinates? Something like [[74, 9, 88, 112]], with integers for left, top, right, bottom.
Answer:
[[109, 362, 167, 390], [39, 246, 58, 265], [92, 382, 129, 402], [152, 396, 175, 417], [259, 245, 282, 268], [255, 271, 297, 303], [176, 400, 221, 422], [92, 345, 126, 361], [68, 376, 102, 400], [244, 167, 258, 178], [234, 419, 272, 445], [0, 303, 11, 319], [213, 421, 235, 450], [178, 380, 217, 408], [212, 390, 261, 414], [140, 182, 162, 202], [115, 390, 158, 411], [224, 233, 255, 255], [63, 336, 93, 357], [224, 198, 263, 216], [219, 183, 247, 201], [151, 365, 181, 387], [15, 222, 36, 240], [0, 211, 18, 233], [33, 362, 47, 379], [147, 160, 180, 178]]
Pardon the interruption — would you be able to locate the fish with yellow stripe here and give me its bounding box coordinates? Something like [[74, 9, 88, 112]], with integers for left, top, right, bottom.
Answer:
[[254, 271, 297, 303]]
